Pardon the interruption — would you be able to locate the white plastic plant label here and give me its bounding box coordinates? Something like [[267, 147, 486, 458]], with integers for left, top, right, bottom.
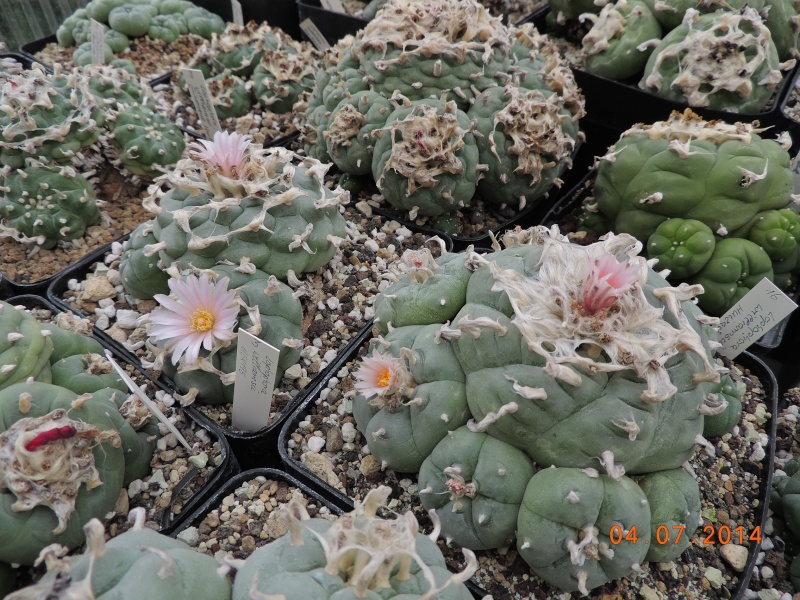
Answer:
[[180, 68, 222, 136], [231, 0, 244, 25], [321, 0, 346, 13], [300, 18, 331, 50], [232, 329, 282, 431], [716, 277, 797, 359], [90, 19, 105, 65]]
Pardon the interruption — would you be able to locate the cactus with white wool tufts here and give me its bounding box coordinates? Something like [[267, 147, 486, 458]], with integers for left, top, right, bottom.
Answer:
[[353, 226, 734, 594], [231, 486, 477, 600]]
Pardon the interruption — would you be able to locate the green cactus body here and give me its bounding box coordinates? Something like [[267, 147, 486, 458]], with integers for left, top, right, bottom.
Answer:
[[111, 103, 186, 178], [640, 9, 786, 112], [72, 41, 114, 66], [119, 220, 172, 300], [105, 29, 131, 52], [690, 238, 775, 314], [0, 164, 101, 248], [516, 467, 651, 595], [50, 354, 129, 395], [582, 0, 662, 80], [647, 218, 716, 278], [418, 426, 535, 550], [324, 92, 392, 176], [206, 71, 254, 121], [773, 245, 800, 288], [0, 562, 15, 597], [253, 46, 319, 114], [639, 0, 768, 30], [41, 322, 103, 364], [549, 0, 607, 22], [184, 7, 225, 38], [161, 271, 303, 404], [233, 487, 476, 600], [764, 0, 800, 60], [372, 100, 480, 217], [637, 468, 701, 562], [108, 4, 153, 37], [148, 13, 182, 42], [85, 0, 128, 23], [468, 84, 581, 209], [0, 65, 105, 168], [56, 15, 85, 46], [157, 0, 194, 14], [83, 62, 142, 106], [0, 382, 134, 565], [702, 374, 743, 438], [6, 513, 232, 599], [121, 145, 347, 300], [743, 208, 800, 261], [0, 300, 54, 390], [353, 324, 470, 472]]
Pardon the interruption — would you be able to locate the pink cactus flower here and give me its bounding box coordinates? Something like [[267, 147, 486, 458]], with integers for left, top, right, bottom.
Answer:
[[580, 253, 641, 315], [189, 130, 251, 177], [354, 353, 407, 399], [148, 274, 239, 365]]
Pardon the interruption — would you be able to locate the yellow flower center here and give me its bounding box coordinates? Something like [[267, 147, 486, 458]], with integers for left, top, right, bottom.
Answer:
[[377, 369, 392, 388], [190, 309, 215, 333]]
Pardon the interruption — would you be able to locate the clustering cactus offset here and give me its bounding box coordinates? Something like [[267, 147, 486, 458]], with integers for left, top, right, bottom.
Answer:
[[0, 163, 102, 248], [109, 102, 187, 177], [0, 300, 158, 566], [56, 0, 224, 56], [232, 486, 477, 600], [0, 65, 105, 169], [6, 509, 232, 599], [352, 225, 734, 594], [304, 0, 585, 222], [585, 109, 800, 315]]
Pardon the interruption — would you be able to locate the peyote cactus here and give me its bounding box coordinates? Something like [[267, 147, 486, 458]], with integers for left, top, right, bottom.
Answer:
[[0, 163, 102, 248], [0, 65, 105, 169], [6, 509, 232, 599], [639, 8, 792, 112], [232, 486, 477, 600], [109, 102, 187, 178], [352, 225, 735, 594], [303, 0, 585, 223], [588, 109, 800, 315]]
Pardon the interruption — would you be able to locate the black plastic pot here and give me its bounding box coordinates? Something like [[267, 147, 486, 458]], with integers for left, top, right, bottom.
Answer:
[[540, 170, 796, 351], [279, 315, 777, 598], [4, 292, 240, 534], [297, 0, 367, 46], [0, 51, 50, 73], [525, 7, 800, 154]]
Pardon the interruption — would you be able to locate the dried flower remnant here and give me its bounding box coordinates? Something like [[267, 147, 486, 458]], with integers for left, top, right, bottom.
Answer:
[[148, 274, 239, 366], [188, 130, 251, 178], [580, 252, 641, 315]]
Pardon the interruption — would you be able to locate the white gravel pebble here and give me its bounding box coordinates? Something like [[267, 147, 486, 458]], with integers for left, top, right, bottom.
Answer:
[[307, 437, 326, 453], [341, 422, 357, 443], [176, 526, 199, 545], [116, 309, 141, 329]]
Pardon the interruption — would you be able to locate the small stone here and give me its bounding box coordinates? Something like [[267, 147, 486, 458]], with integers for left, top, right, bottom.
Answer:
[[326, 427, 343, 453], [204, 513, 220, 528], [189, 452, 209, 469], [104, 323, 128, 343], [307, 436, 325, 453], [640, 585, 661, 600], [176, 526, 199, 545], [359, 455, 382, 479], [302, 452, 344, 491], [341, 422, 357, 443], [95, 315, 110, 330], [284, 364, 303, 380], [149, 469, 167, 488], [704, 567, 725, 589], [761, 566, 775, 579], [82, 276, 117, 302], [758, 590, 782, 600], [720, 544, 749, 572], [128, 479, 145, 497], [240, 535, 256, 554], [116, 309, 141, 329]]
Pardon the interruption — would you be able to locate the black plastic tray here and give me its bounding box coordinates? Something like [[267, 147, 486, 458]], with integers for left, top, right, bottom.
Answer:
[[526, 6, 800, 154], [540, 169, 796, 351], [45, 237, 384, 471], [297, 0, 368, 46], [279, 315, 777, 599], [4, 292, 240, 534]]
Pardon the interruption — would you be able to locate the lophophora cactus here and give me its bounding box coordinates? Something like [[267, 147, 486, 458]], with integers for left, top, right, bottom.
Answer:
[[303, 0, 585, 224], [351, 225, 736, 594], [0, 64, 105, 169], [6, 508, 232, 599], [0, 300, 158, 566], [584, 109, 800, 315], [183, 21, 321, 121], [119, 131, 347, 404], [232, 486, 477, 600]]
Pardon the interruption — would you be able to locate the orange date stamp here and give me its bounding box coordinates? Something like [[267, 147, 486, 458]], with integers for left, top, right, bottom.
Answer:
[[608, 525, 762, 546]]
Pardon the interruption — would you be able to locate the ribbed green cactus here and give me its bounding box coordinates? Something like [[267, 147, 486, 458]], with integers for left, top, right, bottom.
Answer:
[[702, 373, 743, 437], [640, 8, 791, 112], [0, 65, 105, 169], [0, 164, 101, 248], [72, 41, 114, 67], [0, 301, 54, 390], [204, 72, 254, 121], [110, 103, 186, 178], [119, 133, 347, 299], [591, 109, 800, 315], [580, 0, 662, 80], [232, 486, 477, 600], [6, 510, 232, 599], [303, 0, 585, 222], [353, 226, 733, 594]]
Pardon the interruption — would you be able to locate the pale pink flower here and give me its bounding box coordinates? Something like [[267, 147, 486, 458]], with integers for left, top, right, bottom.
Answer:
[[580, 253, 641, 315], [354, 353, 408, 399], [148, 274, 239, 366], [189, 130, 251, 177]]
